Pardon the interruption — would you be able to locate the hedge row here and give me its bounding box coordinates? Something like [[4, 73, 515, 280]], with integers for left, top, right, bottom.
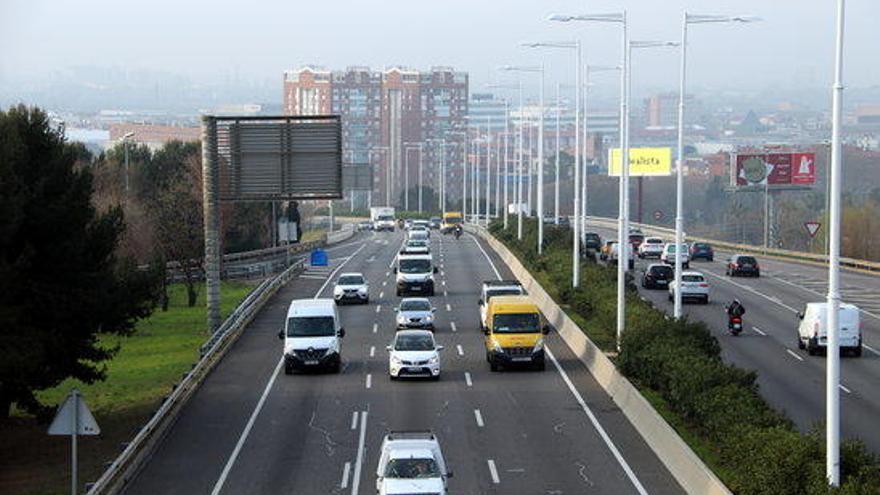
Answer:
[[488, 218, 880, 495]]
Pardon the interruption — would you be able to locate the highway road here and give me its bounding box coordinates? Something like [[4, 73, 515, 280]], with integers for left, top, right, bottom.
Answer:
[[589, 224, 880, 453], [124, 229, 685, 495]]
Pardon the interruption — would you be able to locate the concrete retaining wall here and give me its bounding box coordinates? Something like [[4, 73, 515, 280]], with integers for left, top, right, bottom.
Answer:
[[472, 226, 732, 495]]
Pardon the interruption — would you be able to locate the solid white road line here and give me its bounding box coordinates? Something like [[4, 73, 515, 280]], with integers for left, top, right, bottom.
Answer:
[[370, 346, 375, 357], [752, 326, 767, 336], [786, 349, 805, 362], [340, 461, 351, 489], [365, 374, 372, 389], [211, 243, 367, 494], [456, 344, 464, 356], [546, 348, 650, 495], [473, 229, 648, 495], [450, 322, 457, 332], [464, 371, 472, 387], [372, 323, 378, 334], [351, 411, 368, 495], [210, 359, 283, 495], [350, 411, 359, 430], [474, 409, 485, 427], [487, 460, 500, 484]]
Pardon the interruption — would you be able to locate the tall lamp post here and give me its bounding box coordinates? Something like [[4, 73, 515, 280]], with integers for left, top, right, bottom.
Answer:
[[501, 64, 545, 253], [674, 13, 760, 319], [121, 131, 135, 195], [826, 0, 845, 486]]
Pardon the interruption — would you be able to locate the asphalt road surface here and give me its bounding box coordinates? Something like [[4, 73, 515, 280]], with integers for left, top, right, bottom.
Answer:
[[124, 230, 685, 495], [589, 224, 880, 453]]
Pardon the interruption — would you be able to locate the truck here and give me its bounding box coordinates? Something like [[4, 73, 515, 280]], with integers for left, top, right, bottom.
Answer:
[[371, 206, 396, 232], [375, 431, 452, 495]]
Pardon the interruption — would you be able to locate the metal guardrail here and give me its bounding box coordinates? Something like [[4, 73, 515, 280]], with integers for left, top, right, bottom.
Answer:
[[584, 216, 880, 274], [85, 258, 308, 495]]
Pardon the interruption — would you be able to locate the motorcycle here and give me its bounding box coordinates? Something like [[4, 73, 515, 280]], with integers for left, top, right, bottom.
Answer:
[[724, 305, 744, 336], [454, 227, 462, 240]]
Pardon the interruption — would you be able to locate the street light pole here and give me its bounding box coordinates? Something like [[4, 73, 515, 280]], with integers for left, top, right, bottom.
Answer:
[[486, 115, 492, 226], [121, 131, 134, 195], [555, 82, 561, 224], [518, 80, 524, 239], [826, 0, 846, 485], [617, 18, 630, 350], [504, 100, 511, 229]]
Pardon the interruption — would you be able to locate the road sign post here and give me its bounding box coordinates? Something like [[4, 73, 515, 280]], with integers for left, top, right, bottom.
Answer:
[[48, 389, 100, 495]]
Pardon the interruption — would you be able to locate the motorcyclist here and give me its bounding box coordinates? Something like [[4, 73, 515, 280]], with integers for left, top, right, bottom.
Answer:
[[454, 224, 463, 239], [727, 299, 746, 318]]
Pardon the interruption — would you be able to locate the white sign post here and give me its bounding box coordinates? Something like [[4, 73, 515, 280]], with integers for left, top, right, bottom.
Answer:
[[48, 389, 100, 495]]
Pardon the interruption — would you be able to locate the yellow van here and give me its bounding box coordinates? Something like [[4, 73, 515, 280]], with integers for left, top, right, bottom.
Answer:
[[440, 212, 463, 234], [483, 295, 549, 371]]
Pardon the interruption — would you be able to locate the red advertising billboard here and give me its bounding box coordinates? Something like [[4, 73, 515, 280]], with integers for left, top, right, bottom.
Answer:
[[733, 152, 816, 187]]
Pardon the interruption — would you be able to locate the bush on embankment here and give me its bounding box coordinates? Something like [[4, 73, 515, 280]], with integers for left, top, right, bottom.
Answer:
[[488, 218, 880, 495]]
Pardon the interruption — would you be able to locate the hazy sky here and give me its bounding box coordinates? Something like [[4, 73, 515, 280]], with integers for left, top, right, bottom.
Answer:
[[2, 0, 878, 99]]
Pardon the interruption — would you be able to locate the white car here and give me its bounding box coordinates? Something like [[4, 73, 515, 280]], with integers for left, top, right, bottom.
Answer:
[[376, 431, 452, 495], [333, 272, 369, 304], [387, 330, 442, 380], [395, 298, 436, 330], [401, 239, 430, 255], [661, 242, 690, 269], [478, 280, 524, 329], [638, 237, 665, 259], [797, 302, 862, 356], [668, 271, 710, 304]]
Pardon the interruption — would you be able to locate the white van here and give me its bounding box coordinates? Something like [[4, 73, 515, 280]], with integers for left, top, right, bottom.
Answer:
[[796, 302, 862, 357], [395, 253, 437, 296], [278, 299, 345, 373]]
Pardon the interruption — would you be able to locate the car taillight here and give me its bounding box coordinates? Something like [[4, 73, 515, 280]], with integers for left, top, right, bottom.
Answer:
[[699, 283, 709, 287]]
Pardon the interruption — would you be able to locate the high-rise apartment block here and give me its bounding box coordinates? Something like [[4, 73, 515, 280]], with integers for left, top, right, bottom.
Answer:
[[283, 66, 469, 207]]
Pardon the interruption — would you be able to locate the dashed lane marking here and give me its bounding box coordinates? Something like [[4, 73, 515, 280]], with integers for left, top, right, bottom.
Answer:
[[370, 346, 375, 357], [487, 460, 500, 484], [365, 374, 372, 389], [464, 372, 472, 387], [450, 322, 457, 332], [456, 344, 464, 356], [340, 461, 351, 489], [752, 326, 767, 336], [786, 349, 804, 362], [474, 409, 485, 427], [350, 411, 359, 430]]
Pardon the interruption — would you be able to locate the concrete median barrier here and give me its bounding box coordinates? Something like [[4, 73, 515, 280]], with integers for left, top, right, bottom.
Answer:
[[471, 225, 732, 495]]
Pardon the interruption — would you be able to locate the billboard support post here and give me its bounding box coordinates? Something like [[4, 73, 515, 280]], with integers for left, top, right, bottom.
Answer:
[[201, 116, 222, 331]]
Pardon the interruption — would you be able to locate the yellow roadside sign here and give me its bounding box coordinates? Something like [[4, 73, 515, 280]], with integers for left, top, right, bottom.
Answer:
[[608, 147, 673, 177]]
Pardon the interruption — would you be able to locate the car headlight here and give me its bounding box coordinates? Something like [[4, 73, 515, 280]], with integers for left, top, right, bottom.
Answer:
[[390, 355, 402, 364], [425, 314, 434, 322], [532, 338, 544, 353], [428, 355, 440, 365], [358, 287, 367, 294], [333, 287, 342, 295], [491, 340, 504, 353]]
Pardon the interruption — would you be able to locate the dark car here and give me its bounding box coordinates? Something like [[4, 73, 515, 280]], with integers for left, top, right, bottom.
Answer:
[[628, 232, 645, 250], [583, 232, 602, 252], [642, 263, 675, 289], [690, 242, 714, 261], [429, 217, 441, 229], [726, 254, 760, 277]]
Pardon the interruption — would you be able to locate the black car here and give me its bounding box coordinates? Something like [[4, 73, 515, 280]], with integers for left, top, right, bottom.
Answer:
[[429, 217, 441, 229], [690, 242, 714, 261], [727, 254, 760, 277], [582, 232, 602, 252], [642, 264, 674, 289]]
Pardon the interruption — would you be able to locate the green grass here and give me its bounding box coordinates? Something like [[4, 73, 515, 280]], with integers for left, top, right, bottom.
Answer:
[[30, 281, 253, 415]]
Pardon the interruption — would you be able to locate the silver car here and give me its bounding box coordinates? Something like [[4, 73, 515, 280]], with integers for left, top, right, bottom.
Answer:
[[395, 298, 436, 330]]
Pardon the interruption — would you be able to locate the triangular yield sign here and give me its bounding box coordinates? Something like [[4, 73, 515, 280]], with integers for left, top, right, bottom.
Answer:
[[804, 222, 821, 238]]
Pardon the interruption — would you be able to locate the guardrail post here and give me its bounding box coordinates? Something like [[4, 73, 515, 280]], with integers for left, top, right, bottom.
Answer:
[[202, 115, 222, 332]]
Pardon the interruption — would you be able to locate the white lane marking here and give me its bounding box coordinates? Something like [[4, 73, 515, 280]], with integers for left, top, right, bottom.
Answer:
[[379, 291, 384, 299], [446, 303, 452, 312], [771, 274, 880, 322], [441, 271, 445, 277], [211, 243, 367, 494], [864, 344, 880, 357], [456, 344, 464, 356], [840, 384, 852, 394], [441, 280, 446, 286], [464, 371, 473, 387], [210, 358, 283, 495], [386, 271, 391, 277], [450, 321, 457, 332], [367, 256, 376, 262], [474, 409, 485, 427], [350, 411, 359, 430], [752, 326, 767, 336], [487, 460, 500, 484], [351, 411, 368, 495], [375, 306, 381, 313], [546, 348, 650, 495], [370, 346, 375, 357], [702, 270, 799, 313], [340, 461, 351, 489], [474, 228, 648, 494], [300, 275, 330, 280], [382, 280, 387, 287], [372, 323, 378, 334], [786, 349, 805, 362], [444, 290, 449, 297], [365, 374, 372, 389]]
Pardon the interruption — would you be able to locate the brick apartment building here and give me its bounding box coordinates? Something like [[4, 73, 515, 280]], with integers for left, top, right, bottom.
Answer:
[[283, 66, 469, 208]]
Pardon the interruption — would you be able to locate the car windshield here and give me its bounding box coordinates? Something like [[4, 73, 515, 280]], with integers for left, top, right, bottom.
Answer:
[[682, 275, 704, 283], [399, 259, 431, 273], [666, 244, 687, 252], [395, 334, 435, 351], [647, 239, 663, 244], [585, 234, 600, 241], [383, 458, 440, 479], [408, 241, 427, 247], [338, 275, 363, 285], [486, 288, 522, 301], [695, 243, 710, 249], [650, 266, 673, 277], [738, 256, 757, 264], [378, 215, 393, 221], [287, 316, 335, 337], [445, 216, 462, 224], [401, 300, 431, 311], [493, 313, 540, 334]]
